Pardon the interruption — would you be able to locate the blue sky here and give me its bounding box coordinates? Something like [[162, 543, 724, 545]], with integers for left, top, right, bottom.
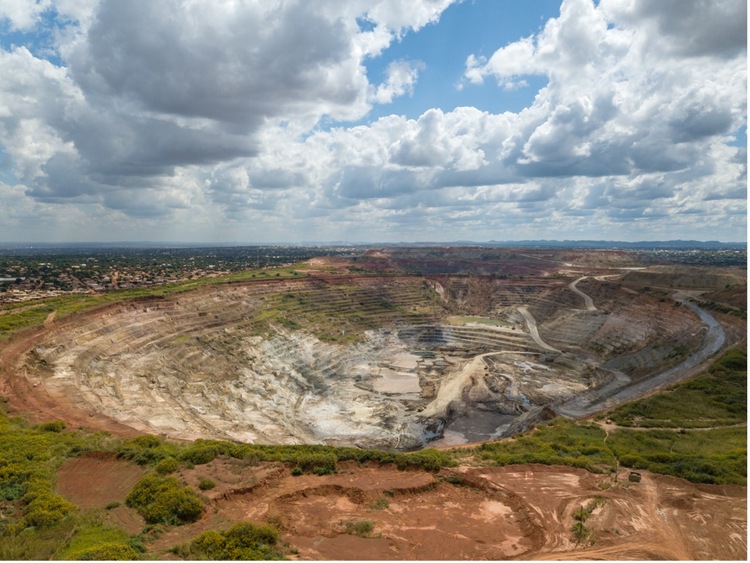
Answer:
[[360, 0, 560, 121], [0, 0, 746, 243]]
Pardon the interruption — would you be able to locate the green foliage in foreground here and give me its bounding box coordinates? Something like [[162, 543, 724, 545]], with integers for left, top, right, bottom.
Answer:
[[59, 512, 140, 560], [608, 347, 747, 428], [72, 543, 141, 560], [117, 435, 456, 474], [175, 521, 284, 560], [478, 419, 616, 472], [0, 413, 107, 534], [125, 474, 203, 525], [477, 347, 747, 485]]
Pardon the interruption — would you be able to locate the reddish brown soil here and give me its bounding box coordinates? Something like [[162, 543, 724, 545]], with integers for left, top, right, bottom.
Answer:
[[115, 460, 746, 560], [55, 452, 147, 534]]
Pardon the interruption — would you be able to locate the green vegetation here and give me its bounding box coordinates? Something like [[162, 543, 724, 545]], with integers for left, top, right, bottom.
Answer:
[[154, 456, 180, 474], [125, 474, 204, 525], [475, 347, 746, 485], [72, 543, 141, 560], [198, 477, 216, 490], [342, 519, 375, 537], [175, 521, 283, 560], [571, 496, 606, 545], [478, 419, 616, 473], [368, 496, 390, 511], [118, 436, 456, 475], [608, 347, 746, 428], [58, 513, 137, 560], [0, 414, 94, 533]]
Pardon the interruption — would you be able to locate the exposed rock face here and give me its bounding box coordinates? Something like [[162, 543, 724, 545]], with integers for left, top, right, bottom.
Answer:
[[17, 272, 714, 448]]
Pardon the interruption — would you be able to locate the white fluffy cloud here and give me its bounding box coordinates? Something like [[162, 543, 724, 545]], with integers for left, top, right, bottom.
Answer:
[[0, 0, 745, 242]]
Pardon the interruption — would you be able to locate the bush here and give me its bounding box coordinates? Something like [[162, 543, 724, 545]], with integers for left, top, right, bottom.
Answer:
[[618, 455, 649, 469], [180, 445, 222, 466], [126, 475, 203, 525], [37, 421, 66, 433], [185, 522, 282, 560], [190, 529, 225, 558], [19, 489, 76, 529], [198, 477, 216, 490], [73, 543, 141, 560], [117, 435, 174, 465], [155, 457, 180, 475], [342, 519, 374, 537]]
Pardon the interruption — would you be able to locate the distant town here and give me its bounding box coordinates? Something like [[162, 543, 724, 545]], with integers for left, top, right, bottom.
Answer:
[[0, 243, 745, 305], [0, 246, 354, 304]]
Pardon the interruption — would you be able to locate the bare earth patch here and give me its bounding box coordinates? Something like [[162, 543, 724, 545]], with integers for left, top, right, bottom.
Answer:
[[137, 460, 745, 560], [55, 452, 147, 534]]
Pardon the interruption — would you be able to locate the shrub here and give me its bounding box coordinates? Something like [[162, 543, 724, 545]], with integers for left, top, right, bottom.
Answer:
[[198, 477, 216, 490], [180, 445, 222, 466], [618, 455, 649, 469], [20, 490, 76, 529], [343, 519, 374, 537], [395, 449, 455, 471], [185, 522, 282, 560], [155, 457, 180, 474], [73, 543, 141, 560], [126, 474, 203, 525], [37, 421, 66, 433], [117, 435, 174, 465], [190, 529, 225, 558]]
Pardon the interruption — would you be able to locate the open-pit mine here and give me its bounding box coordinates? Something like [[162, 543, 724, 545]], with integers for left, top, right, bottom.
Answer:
[[3, 248, 744, 450]]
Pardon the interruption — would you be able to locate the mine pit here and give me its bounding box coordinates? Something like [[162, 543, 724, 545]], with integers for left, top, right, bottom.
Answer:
[[9, 269, 725, 449]]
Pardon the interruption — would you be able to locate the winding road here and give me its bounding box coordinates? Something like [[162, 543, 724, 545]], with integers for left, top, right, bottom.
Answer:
[[568, 276, 597, 311], [517, 306, 561, 353], [555, 296, 726, 419]]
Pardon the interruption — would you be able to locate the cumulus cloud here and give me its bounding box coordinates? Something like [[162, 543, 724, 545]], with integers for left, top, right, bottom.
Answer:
[[371, 59, 425, 104], [0, 0, 745, 242]]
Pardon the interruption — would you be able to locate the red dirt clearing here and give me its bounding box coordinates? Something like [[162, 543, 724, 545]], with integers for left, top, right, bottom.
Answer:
[[138, 460, 745, 560]]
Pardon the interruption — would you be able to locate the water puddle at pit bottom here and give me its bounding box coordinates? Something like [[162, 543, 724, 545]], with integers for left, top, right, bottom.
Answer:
[[428, 411, 517, 447], [373, 368, 421, 394]]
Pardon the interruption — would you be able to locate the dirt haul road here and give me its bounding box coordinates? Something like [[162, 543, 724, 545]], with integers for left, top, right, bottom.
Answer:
[[556, 296, 726, 418]]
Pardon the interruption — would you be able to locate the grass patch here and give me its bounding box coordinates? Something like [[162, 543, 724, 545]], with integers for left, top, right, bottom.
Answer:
[[571, 496, 606, 545], [478, 419, 616, 472], [198, 477, 216, 491], [608, 348, 746, 428], [342, 519, 375, 537], [58, 512, 135, 560], [368, 496, 390, 511]]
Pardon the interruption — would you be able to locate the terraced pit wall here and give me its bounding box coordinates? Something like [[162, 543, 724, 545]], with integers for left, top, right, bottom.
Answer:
[[9, 274, 712, 449]]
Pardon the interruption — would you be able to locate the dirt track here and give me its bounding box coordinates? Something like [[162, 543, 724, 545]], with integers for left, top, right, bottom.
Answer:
[[54, 455, 747, 560]]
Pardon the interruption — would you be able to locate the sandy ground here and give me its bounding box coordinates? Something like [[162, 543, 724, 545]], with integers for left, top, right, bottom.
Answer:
[[54, 456, 747, 560]]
